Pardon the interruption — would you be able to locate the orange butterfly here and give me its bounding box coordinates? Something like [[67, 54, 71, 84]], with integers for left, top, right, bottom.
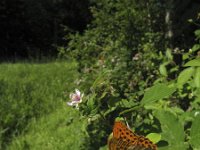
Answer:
[[108, 121, 157, 150]]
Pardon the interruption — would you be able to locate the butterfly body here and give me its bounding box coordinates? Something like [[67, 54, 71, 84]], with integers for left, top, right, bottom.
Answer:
[[108, 121, 157, 150]]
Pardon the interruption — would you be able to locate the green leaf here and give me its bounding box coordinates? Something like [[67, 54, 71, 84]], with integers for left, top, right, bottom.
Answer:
[[159, 64, 167, 76], [191, 44, 200, 52], [86, 93, 97, 112], [166, 49, 173, 60], [183, 53, 189, 60], [146, 133, 161, 144], [99, 145, 107, 150], [184, 58, 200, 67], [194, 29, 200, 38], [190, 114, 200, 150], [119, 99, 136, 108], [154, 110, 187, 150], [177, 67, 194, 87], [92, 69, 110, 88], [104, 107, 116, 116], [141, 83, 176, 105], [194, 67, 200, 88]]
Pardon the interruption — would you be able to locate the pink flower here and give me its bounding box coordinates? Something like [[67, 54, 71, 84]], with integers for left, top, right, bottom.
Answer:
[[67, 89, 84, 108]]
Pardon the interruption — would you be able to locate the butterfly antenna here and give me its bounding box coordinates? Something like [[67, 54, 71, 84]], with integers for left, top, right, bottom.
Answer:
[[124, 117, 131, 130]]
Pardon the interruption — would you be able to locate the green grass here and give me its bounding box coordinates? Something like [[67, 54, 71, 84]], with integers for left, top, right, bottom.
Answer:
[[8, 106, 85, 150], [0, 61, 84, 149]]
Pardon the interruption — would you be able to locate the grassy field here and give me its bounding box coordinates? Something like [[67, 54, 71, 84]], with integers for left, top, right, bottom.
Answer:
[[0, 61, 85, 150]]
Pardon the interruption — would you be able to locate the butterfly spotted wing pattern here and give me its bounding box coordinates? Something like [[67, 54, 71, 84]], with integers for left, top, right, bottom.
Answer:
[[108, 121, 157, 150]]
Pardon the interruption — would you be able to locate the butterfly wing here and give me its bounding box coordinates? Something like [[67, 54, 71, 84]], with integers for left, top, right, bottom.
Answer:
[[108, 121, 157, 150], [136, 136, 157, 150], [108, 121, 138, 150]]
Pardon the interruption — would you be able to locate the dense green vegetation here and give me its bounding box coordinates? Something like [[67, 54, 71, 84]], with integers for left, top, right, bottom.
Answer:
[[1, 0, 200, 150], [0, 61, 81, 149], [8, 105, 85, 150], [60, 0, 200, 149]]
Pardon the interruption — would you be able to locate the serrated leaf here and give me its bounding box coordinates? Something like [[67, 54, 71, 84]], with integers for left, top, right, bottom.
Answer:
[[146, 133, 161, 144], [194, 67, 200, 88], [141, 83, 176, 105], [177, 67, 194, 87], [190, 115, 200, 149], [154, 110, 187, 150], [184, 58, 200, 67]]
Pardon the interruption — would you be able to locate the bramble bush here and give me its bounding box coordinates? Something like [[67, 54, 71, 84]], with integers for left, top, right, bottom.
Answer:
[[73, 53, 200, 150], [60, 0, 166, 104], [60, 0, 200, 149]]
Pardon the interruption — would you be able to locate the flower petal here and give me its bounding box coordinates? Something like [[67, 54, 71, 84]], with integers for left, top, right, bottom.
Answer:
[[67, 89, 83, 108], [76, 89, 81, 96], [69, 93, 73, 99], [67, 101, 74, 106]]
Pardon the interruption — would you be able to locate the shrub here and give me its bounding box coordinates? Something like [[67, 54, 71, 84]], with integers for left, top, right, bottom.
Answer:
[[61, 0, 200, 149]]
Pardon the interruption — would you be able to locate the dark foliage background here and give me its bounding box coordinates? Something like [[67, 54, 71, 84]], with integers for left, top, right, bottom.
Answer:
[[0, 0, 92, 60], [1, 0, 200, 61]]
